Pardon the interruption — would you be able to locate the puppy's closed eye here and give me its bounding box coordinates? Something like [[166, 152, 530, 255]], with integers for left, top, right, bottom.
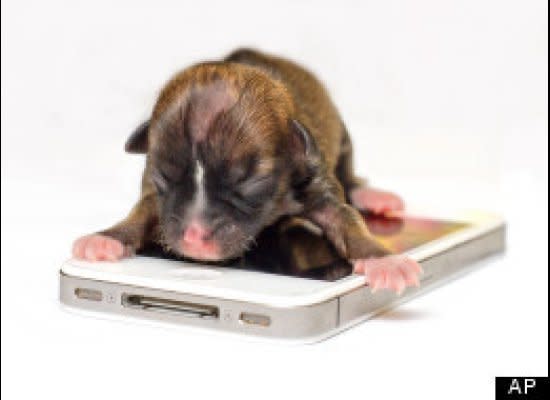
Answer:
[[214, 176, 274, 216], [150, 161, 193, 194], [237, 175, 275, 197]]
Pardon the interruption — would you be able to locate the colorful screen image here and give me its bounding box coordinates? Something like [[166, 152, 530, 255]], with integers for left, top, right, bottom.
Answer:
[[365, 215, 469, 253]]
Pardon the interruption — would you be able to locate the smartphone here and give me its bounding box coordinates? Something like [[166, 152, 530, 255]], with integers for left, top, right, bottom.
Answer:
[[59, 210, 505, 343]]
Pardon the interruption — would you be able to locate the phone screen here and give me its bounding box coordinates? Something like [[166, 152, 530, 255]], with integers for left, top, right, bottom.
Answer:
[[139, 214, 469, 281]]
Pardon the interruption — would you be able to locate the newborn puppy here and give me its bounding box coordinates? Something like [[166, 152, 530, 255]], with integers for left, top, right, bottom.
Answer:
[[73, 49, 421, 294]]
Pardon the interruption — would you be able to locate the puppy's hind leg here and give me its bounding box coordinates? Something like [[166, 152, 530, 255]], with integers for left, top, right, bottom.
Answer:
[[335, 127, 404, 216], [349, 187, 405, 217]]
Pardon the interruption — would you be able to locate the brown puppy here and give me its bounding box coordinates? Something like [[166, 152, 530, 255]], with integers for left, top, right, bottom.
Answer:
[[73, 49, 421, 294]]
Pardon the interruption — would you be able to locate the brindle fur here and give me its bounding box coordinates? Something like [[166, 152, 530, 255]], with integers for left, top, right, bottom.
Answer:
[[99, 48, 390, 263]]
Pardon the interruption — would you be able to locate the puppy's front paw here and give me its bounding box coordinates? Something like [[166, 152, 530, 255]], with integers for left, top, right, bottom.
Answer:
[[350, 187, 404, 216], [72, 234, 130, 261], [353, 255, 423, 295]]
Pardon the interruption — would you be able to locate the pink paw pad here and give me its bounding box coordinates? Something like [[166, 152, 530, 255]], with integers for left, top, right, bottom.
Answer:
[[350, 187, 404, 216], [354, 255, 423, 295], [72, 234, 128, 261]]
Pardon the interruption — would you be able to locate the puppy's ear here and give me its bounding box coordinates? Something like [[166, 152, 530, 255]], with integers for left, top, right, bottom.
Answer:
[[125, 120, 150, 154], [288, 119, 320, 187], [289, 119, 318, 158]]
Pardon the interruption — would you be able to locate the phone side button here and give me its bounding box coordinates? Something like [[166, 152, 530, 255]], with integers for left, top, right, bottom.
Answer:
[[239, 312, 271, 327]]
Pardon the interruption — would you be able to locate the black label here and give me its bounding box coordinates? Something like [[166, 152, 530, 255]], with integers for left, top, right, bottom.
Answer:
[[496, 377, 549, 399]]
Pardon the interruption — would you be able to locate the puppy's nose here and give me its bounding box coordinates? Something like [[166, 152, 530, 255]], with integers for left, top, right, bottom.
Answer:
[[180, 220, 220, 261], [182, 220, 210, 244]]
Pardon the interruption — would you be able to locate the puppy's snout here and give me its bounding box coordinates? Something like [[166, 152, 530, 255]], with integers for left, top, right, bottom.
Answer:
[[182, 221, 210, 244], [180, 220, 221, 261]]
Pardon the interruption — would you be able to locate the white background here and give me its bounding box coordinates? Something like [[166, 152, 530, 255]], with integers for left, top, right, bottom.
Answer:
[[1, 0, 547, 399]]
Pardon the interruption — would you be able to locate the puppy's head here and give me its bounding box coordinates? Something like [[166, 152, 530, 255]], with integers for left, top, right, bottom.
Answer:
[[126, 65, 319, 261]]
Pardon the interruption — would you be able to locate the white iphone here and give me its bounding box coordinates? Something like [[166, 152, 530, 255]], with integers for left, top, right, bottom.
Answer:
[[60, 210, 505, 343]]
